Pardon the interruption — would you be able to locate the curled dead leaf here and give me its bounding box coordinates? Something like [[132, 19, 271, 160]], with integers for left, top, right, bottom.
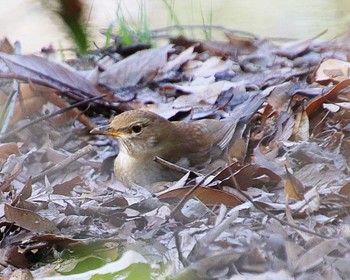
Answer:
[[284, 167, 305, 201], [306, 79, 350, 116]]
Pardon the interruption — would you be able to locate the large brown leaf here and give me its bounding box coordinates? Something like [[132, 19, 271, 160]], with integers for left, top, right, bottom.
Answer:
[[4, 204, 58, 233], [0, 52, 102, 98], [100, 45, 173, 89], [158, 186, 241, 207]]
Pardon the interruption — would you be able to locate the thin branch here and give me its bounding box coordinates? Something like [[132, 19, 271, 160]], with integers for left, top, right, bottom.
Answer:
[[229, 173, 330, 239], [31, 145, 95, 183], [154, 156, 202, 176], [0, 86, 18, 133], [150, 24, 259, 39], [0, 95, 105, 141], [174, 232, 189, 267], [170, 168, 220, 218]]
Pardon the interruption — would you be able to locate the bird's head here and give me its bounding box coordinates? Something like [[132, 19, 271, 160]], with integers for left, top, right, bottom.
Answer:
[[90, 110, 172, 156]]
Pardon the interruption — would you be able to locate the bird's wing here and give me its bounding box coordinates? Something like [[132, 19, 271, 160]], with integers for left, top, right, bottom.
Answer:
[[171, 121, 213, 167], [198, 118, 239, 151]]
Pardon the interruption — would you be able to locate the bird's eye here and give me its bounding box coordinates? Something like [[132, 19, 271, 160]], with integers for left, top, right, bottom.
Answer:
[[131, 125, 142, 134]]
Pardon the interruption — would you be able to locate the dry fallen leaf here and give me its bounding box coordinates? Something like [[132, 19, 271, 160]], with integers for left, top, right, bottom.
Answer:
[[0, 37, 14, 54], [100, 45, 173, 88], [284, 166, 305, 201], [313, 58, 350, 84], [183, 56, 231, 79], [29, 83, 95, 129], [4, 204, 58, 233], [158, 186, 241, 208], [171, 80, 237, 107], [0, 142, 20, 162], [339, 181, 350, 196], [294, 239, 346, 274], [0, 84, 46, 126], [306, 79, 350, 115], [292, 108, 309, 141], [161, 45, 196, 72], [0, 52, 102, 98]]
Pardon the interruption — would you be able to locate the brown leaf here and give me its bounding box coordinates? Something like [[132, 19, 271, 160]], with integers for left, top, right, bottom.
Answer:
[[224, 32, 257, 54], [339, 181, 350, 196], [4, 247, 31, 268], [213, 161, 242, 181], [0, 142, 20, 161], [306, 79, 350, 115], [4, 204, 58, 233], [29, 82, 95, 129], [294, 239, 346, 273], [171, 80, 236, 107], [100, 45, 173, 89], [0, 37, 14, 54], [52, 176, 84, 195], [158, 186, 241, 207], [101, 196, 129, 207], [217, 163, 281, 190], [0, 84, 46, 126], [54, 215, 93, 229], [0, 154, 23, 192], [0, 52, 102, 98], [313, 58, 350, 84], [266, 82, 293, 114], [228, 164, 261, 190], [161, 46, 196, 72], [182, 57, 230, 79], [284, 167, 305, 201], [260, 103, 275, 126], [200, 40, 237, 57], [12, 178, 32, 207]]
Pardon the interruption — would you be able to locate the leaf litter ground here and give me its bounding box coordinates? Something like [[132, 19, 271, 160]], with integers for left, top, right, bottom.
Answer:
[[1, 31, 350, 279]]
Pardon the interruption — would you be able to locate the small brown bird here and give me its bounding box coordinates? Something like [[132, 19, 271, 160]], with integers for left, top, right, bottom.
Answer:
[[91, 110, 241, 188]]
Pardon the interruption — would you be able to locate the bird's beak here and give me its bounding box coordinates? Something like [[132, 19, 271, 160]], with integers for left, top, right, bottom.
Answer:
[[90, 125, 123, 137]]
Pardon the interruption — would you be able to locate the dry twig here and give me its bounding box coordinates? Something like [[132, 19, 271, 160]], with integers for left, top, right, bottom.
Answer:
[[32, 145, 95, 183]]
